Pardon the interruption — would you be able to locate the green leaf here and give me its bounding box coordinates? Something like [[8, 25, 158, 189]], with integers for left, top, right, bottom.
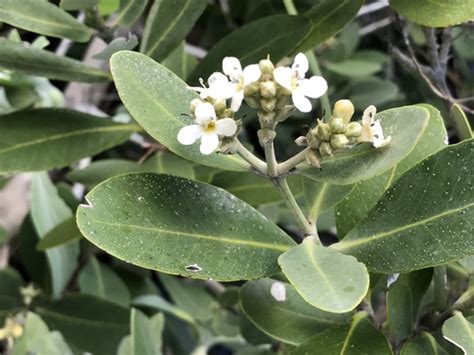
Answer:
[[240, 278, 351, 345], [300, 106, 430, 185], [0, 108, 137, 174], [333, 139, 474, 273], [140, 0, 207, 61], [0, 226, 7, 246], [79, 257, 130, 306], [131, 308, 164, 355], [0, 268, 24, 323], [292, 312, 393, 355], [401, 331, 449, 355], [30, 173, 79, 299], [162, 42, 198, 80], [37, 217, 82, 251], [279, 238, 369, 313], [0, 0, 93, 42], [297, 0, 364, 52], [77, 173, 295, 281], [0, 39, 110, 82], [92, 35, 139, 61], [36, 294, 129, 354], [132, 295, 196, 326], [336, 104, 447, 237], [389, 0, 474, 27], [60, 0, 98, 10], [451, 103, 473, 141], [110, 51, 247, 171], [347, 78, 399, 110], [442, 311, 474, 354], [325, 50, 389, 78], [189, 15, 312, 84], [387, 269, 433, 341], [98, 0, 119, 15], [115, 0, 148, 27]]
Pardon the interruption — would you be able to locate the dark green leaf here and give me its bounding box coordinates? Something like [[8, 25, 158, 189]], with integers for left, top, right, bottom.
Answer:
[[77, 173, 295, 281], [400, 331, 449, 355], [162, 42, 198, 80], [0, 268, 24, 323], [115, 0, 148, 27], [0, 108, 137, 173], [132, 295, 196, 326], [325, 50, 389, 78], [347, 78, 399, 110], [37, 217, 82, 251]]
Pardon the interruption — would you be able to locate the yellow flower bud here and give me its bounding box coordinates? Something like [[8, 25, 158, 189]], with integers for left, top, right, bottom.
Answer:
[[329, 117, 346, 134], [345, 122, 362, 137], [10, 324, 23, 338], [331, 134, 349, 149], [316, 121, 332, 141], [244, 81, 260, 96], [319, 142, 333, 156], [333, 99, 355, 123], [260, 98, 276, 112], [305, 149, 321, 168], [259, 80, 277, 98], [259, 58, 275, 75]]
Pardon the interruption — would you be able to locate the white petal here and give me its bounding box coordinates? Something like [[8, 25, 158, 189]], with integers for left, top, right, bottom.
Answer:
[[207, 72, 234, 99], [270, 282, 286, 302], [292, 91, 312, 112], [200, 133, 219, 155], [292, 52, 309, 78], [370, 120, 389, 148], [242, 64, 261, 86], [230, 90, 244, 112], [299, 76, 328, 99], [273, 67, 293, 91], [215, 118, 237, 137], [362, 105, 377, 125], [187, 86, 209, 99], [195, 102, 216, 124], [222, 57, 242, 82], [177, 125, 202, 145]]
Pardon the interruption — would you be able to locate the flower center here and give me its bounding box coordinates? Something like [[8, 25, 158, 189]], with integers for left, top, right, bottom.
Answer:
[[290, 76, 299, 90], [203, 120, 216, 133]]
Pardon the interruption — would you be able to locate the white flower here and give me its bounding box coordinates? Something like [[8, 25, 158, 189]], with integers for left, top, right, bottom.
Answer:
[[188, 73, 234, 100], [270, 281, 286, 302], [177, 102, 237, 155], [273, 52, 328, 113], [359, 105, 391, 148], [222, 57, 261, 111]]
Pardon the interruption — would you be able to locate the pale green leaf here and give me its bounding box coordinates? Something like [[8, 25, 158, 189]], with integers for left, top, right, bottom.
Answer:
[[115, 0, 148, 27], [141, 0, 207, 61], [0, 108, 137, 173], [333, 139, 474, 273], [442, 311, 474, 355], [325, 50, 389, 77], [240, 278, 351, 345], [132, 295, 196, 326], [451, 103, 473, 141], [131, 308, 164, 355], [77, 173, 295, 281], [0, 0, 93, 42], [279, 238, 369, 313], [60, 0, 98, 10], [92, 35, 139, 61], [110, 51, 247, 171]]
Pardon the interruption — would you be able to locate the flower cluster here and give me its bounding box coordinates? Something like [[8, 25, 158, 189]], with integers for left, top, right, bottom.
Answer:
[[301, 100, 391, 166], [178, 53, 328, 155]]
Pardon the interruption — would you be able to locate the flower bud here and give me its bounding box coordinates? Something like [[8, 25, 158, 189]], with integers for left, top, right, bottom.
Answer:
[[258, 111, 276, 127], [221, 108, 234, 119], [257, 128, 276, 146], [305, 149, 321, 168], [245, 96, 260, 109], [212, 99, 226, 115], [306, 129, 321, 149], [260, 98, 276, 112], [259, 58, 275, 75], [316, 121, 332, 141], [10, 324, 23, 338], [331, 134, 349, 150], [189, 98, 202, 114], [244, 81, 260, 96], [319, 142, 333, 156], [345, 122, 362, 137], [295, 136, 307, 146], [276, 85, 291, 97], [329, 117, 346, 134], [260, 80, 277, 98], [333, 99, 355, 123]]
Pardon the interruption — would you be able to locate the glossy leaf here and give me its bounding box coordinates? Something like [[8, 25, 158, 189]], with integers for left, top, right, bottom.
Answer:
[[292, 312, 392, 355], [36, 294, 129, 354], [0, 268, 24, 323], [333, 139, 474, 273], [133, 295, 196, 326], [141, 0, 207, 61], [0, 0, 93, 42], [0, 108, 137, 173], [336, 104, 447, 237], [130, 308, 164, 355], [240, 278, 351, 345], [190, 15, 311, 83], [60, 0, 98, 10], [30, 173, 79, 299], [297, 0, 364, 52], [77, 173, 295, 281], [387, 269, 433, 341], [279, 238, 369, 313], [401, 331, 449, 355], [301, 106, 430, 185], [0, 39, 110, 82], [442, 311, 474, 354], [110, 51, 247, 171], [37, 217, 82, 251], [389, 0, 474, 27], [451, 103, 473, 141], [78, 257, 130, 306], [115, 0, 147, 26]]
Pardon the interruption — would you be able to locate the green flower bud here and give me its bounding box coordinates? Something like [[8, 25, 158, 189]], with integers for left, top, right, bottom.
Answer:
[[257, 128, 276, 146], [259, 58, 275, 75], [221, 108, 234, 119], [333, 99, 355, 123], [306, 129, 321, 149], [319, 142, 333, 156], [245, 96, 260, 109], [329, 117, 346, 134], [331, 134, 349, 150], [244, 81, 260, 96], [260, 80, 277, 98], [305, 149, 321, 168], [345, 122, 362, 137], [316, 121, 332, 141], [212, 99, 227, 115], [189, 98, 202, 114], [260, 97, 276, 112]]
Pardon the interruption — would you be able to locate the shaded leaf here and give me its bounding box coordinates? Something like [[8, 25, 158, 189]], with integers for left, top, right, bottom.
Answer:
[[0, 268, 24, 323], [92, 35, 139, 61], [37, 217, 82, 251], [115, 0, 148, 26], [401, 331, 449, 355], [60, 0, 98, 10], [442, 311, 474, 355], [132, 295, 196, 326], [130, 309, 164, 355]]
